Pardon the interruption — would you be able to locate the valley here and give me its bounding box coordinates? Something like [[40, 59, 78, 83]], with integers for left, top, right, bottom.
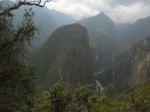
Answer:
[[30, 9, 150, 93], [0, 1, 150, 111]]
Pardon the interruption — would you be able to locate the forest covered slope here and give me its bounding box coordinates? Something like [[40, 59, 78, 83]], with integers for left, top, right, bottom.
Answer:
[[95, 36, 150, 92], [31, 24, 94, 90]]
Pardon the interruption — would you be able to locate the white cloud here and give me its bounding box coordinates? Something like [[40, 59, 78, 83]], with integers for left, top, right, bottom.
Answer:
[[109, 2, 150, 23], [46, 0, 99, 20], [45, 0, 150, 23]]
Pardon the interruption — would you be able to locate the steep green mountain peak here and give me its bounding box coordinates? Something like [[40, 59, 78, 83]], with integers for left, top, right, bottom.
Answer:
[[31, 23, 94, 90]]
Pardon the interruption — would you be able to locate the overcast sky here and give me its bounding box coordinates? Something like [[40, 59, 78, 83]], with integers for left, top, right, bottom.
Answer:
[[45, 0, 150, 23]]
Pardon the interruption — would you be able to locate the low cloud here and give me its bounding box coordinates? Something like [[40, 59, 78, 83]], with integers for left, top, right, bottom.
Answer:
[[46, 0, 150, 23], [109, 2, 150, 23]]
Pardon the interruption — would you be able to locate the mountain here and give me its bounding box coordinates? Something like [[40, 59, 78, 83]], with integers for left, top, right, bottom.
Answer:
[[90, 31, 117, 72], [79, 12, 118, 72], [79, 12, 117, 39], [116, 16, 150, 52], [11, 5, 76, 51], [95, 36, 150, 92], [31, 24, 94, 90]]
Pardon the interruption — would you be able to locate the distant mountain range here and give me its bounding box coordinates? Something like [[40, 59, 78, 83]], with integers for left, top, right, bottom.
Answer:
[[6, 0, 149, 92], [12, 4, 150, 54], [11, 5, 76, 51], [116, 16, 150, 51], [29, 10, 150, 91]]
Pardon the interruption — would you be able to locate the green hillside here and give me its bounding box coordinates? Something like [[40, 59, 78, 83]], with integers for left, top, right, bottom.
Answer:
[[31, 24, 94, 90]]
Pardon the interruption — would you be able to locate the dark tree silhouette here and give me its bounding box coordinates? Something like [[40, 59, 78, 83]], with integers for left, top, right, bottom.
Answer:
[[0, 0, 53, 111]]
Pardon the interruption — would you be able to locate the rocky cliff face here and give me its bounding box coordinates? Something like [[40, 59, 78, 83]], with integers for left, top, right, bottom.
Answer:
[[95, 36, 150, 92], [31, 24, 94, 90], [128, 37, 150, 86]]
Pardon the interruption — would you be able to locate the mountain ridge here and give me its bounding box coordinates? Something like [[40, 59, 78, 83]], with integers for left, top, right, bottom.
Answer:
[[79, 12, 118, 72], [95, 36, 150, 92]]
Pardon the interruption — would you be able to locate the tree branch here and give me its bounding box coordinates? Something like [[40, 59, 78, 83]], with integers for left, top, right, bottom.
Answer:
[[0, 0, 53, 16]]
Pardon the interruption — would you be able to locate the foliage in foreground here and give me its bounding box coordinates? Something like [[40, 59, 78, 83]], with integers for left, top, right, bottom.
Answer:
[[33, 80, 150, 112], [0, 6, 38, 111]]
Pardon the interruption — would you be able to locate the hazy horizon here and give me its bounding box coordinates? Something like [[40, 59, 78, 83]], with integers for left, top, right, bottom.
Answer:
[[3, 0, 150, 23], [45, 0, 150, 23]]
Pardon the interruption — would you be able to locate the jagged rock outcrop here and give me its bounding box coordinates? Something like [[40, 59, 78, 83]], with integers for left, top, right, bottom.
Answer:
[[31, 24, 94, 90], [95, 36, 150, 92]]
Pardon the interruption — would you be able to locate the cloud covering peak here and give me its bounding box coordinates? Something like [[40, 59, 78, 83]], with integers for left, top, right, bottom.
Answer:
[[46, 0, 150, 23]]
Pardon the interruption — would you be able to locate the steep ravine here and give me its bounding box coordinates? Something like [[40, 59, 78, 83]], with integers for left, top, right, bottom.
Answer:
[[95, 36, 150, 92]]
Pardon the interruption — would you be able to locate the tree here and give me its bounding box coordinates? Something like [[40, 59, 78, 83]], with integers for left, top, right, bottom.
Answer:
[[0, 0, 54, 16], [103, 84, 116, 99], [0, 0, 52, 111]]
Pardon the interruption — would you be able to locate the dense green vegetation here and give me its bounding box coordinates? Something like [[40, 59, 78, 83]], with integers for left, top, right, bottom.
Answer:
[[33, 80, 150, 112], [0, 4, 37, 111]]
